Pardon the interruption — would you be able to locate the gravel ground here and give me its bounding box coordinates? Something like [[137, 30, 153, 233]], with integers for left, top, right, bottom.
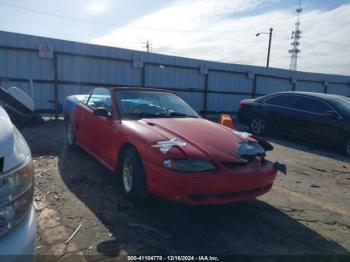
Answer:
[[19, 119, 350, 261]]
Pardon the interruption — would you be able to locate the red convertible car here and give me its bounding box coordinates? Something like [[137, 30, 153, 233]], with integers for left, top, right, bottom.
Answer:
[[64, 87, 285, 205]]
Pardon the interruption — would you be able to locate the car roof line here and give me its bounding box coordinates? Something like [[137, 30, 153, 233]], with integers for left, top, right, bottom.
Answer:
[[272, 91, 347, 100], [111, 87, 175, 93]]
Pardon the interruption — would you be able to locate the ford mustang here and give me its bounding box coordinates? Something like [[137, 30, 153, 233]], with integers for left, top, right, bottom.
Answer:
[[64, 87, 286, 205]]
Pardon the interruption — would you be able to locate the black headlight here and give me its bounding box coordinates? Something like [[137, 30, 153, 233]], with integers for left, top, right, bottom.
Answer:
[[237, 140, 265, 161], [163, 158, 216, 172]]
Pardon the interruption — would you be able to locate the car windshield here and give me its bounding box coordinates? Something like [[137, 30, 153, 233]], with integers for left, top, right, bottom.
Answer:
[[115, 90, 199, 120]]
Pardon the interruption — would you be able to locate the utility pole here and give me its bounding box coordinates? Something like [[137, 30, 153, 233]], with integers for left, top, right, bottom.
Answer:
[[289, 0, 302, 70], [267, 28, 273, 68], [144, 40, 152, 52], [256, 28, 273, 68]]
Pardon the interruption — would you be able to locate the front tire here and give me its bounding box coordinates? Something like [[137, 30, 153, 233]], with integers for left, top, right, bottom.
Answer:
[[121, 147, 148, 201], [250, 117, 267, 135], [342, 137, 350, 157]]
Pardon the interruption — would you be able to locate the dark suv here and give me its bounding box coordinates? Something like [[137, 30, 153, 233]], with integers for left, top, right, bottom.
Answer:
[[237, 91, 350, 155]]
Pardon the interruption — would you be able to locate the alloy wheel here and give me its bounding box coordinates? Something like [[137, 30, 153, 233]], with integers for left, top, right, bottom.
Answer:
[[250, 118, 265, 135], [122, 156, 133, 193]]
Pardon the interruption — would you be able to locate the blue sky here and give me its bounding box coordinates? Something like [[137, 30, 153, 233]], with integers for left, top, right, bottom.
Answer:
[[0, 0, 349, 75], [0, 0, 174, 44]]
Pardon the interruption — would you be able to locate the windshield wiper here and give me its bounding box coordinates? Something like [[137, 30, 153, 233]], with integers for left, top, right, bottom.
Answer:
[[122, 113, 163, 119], [165, 112, 199, 118], [122, 112, 199, 119]]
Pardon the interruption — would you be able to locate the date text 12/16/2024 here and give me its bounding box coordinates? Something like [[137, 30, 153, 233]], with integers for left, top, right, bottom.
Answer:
[[128, 256, 219, 261]]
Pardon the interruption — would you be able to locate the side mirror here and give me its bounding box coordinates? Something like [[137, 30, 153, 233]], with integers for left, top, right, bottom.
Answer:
[[93, 107, 111, 118], [325, 110, 338, 119]]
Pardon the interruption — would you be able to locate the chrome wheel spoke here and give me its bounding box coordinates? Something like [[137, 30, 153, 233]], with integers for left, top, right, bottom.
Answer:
[[122, 158, 133, 192], [251, 119, 265, 134]]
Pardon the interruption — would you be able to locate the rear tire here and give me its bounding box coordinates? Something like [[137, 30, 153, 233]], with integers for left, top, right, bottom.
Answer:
[[121, 147, 148, 201], [66, 120, 77, 149], [250, 117, 267, 135]]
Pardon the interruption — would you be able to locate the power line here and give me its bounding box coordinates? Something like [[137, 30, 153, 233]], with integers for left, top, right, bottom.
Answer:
[[0, 1, 246, 34], [3, 0, 348, 55], [303, 39, 349, 48]]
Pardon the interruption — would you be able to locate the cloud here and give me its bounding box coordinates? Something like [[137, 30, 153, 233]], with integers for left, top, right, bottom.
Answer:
[[84, 0, 110, 15], [91, 0, 350, 76]]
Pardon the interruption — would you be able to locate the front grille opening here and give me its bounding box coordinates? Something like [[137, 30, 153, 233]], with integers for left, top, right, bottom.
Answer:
[[214, 183, 273, 200], [222, 161, 250, 170], [0, 157, 4, 173], [188, 194, 208, 202]]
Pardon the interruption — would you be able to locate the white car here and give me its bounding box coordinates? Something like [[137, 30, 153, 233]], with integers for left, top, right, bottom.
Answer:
[[0, 105, 36, 260]]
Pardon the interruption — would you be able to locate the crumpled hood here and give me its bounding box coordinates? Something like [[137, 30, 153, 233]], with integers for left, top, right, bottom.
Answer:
[[134, 118, 249, 162], [0, 106, 14, 157]]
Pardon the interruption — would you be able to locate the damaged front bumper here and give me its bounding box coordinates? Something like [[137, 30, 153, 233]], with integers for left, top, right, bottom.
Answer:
[[144, 158, 279, 205], [274, 161, 287, 175], [237, 133, 287, 175]]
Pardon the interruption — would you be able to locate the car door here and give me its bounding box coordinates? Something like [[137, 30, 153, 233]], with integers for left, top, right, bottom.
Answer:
[[72, 92, 93, 150], [263, 94, 301, 135], [293, 96, 342, 144], [85, 88, 117, 169]]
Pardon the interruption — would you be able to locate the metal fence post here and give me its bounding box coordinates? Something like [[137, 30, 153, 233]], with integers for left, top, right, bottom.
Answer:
[[53, 52, 59, 120], [141, 64, 146, 87], [291, 77, 297, 91], [252, 75, 257, 98], [202, 73, 209, 117]]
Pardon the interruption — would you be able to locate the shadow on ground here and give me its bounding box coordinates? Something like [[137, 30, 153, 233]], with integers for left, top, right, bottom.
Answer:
[[20, 119, 65, 157], [58, 145, 349, 256]]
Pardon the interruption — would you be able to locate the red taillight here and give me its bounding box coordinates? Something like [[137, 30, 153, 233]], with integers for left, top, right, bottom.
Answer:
[[239, 102, 246, 110]]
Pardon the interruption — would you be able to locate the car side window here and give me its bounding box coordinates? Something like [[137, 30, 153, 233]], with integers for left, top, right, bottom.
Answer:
[[87, 88, 112, 112], [294, 96, 331, 114], [265, 95, 297, 109]]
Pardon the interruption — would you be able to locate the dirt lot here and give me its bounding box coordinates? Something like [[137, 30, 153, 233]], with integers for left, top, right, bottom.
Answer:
[[20, 119, 350, 260]]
